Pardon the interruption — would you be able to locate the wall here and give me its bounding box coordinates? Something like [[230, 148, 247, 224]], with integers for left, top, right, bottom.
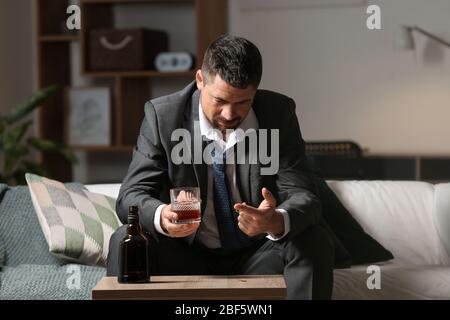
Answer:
[[0, 0, 35, 115], [229, 0, 450, 155], [0, 0, 37, 176]]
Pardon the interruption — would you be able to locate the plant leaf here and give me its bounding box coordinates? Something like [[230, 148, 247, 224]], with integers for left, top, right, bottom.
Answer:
[[60, 147, 78, 164], [4, 84, 61, 125], [2, 120, 32, 150], [28, 137, 61, 151], [27, 137, 78, 164], [3, 145, 28, 174], [0, 117, 5, 136]]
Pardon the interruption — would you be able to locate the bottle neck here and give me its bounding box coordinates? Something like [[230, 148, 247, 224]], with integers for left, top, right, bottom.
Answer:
[[127, 215, 143, 235]]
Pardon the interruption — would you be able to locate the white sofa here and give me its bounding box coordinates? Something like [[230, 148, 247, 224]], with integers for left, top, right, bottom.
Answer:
[[86, 181, 450, 300], [328, 180, 450, 299]]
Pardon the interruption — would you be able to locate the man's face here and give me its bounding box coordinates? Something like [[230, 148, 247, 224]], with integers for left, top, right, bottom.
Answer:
[[196, 70, 256, 134]]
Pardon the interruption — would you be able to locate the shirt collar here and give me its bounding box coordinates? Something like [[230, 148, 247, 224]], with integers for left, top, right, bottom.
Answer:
[[198, 100, 258, 151]]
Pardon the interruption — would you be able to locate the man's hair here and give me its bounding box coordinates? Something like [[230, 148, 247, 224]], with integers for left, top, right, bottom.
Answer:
[[201, 34, 263, 89]]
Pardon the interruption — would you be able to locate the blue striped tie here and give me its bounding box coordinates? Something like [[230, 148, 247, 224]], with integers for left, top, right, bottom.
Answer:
[[212, 148, 254, 253]]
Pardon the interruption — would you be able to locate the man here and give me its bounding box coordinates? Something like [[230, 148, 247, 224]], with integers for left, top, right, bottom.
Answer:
[[107, 35, 335, 300]]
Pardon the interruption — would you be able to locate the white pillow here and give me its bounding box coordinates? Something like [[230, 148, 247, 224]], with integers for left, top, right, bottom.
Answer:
[[327, 180, 450, 266], [85, 184, 121, 199]]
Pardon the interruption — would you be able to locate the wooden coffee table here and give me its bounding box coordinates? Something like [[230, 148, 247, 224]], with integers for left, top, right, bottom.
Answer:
[[92, 275, 286, 300]]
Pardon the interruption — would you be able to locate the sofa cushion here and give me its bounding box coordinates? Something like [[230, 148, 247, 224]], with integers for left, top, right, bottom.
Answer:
[[328, 181, 450, 266], [0, 234, 6, 267], [0, 264, 105, 300], [0, 184, 62, 267], [319, 179, 393, 265], [434, 183, 450, 258], [333, 263, 450, 299], [25, 173, 122, 266], [0, 186, 5, 267], [85, 184, 121, 199]]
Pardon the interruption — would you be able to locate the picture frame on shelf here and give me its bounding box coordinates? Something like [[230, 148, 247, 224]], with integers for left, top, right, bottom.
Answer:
[[65, 87, 112, 147]]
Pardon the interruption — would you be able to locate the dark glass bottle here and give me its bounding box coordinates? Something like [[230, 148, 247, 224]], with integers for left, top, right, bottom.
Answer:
[[118, 206, 149, 283]]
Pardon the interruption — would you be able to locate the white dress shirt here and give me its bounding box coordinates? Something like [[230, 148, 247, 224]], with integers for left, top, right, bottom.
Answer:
[[153, 102, 290, 248]]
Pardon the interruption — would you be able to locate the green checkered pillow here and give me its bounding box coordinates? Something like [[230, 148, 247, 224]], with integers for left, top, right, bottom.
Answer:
[[25, 173, 122, 266]]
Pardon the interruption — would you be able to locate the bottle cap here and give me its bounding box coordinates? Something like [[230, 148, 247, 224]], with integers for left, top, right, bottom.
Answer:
[[128, 206, 139, 222], [129, 206, 139, 214]]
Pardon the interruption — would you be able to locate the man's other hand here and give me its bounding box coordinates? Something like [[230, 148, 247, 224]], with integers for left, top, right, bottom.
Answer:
[[234, 188, 285, 237]]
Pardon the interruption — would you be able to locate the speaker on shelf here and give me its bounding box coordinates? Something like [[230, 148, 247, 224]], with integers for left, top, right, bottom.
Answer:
[[155, 52, 195, 72]]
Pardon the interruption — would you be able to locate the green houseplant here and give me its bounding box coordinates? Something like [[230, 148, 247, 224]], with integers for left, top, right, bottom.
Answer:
[[0, 84, 77, 185]]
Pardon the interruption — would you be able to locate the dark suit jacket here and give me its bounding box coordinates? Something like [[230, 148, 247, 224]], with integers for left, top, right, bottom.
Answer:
[[116, 81, 322, 246]]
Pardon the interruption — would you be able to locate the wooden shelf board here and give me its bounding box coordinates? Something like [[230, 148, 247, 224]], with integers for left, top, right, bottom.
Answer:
[[39, 34, 80, 42], [81, 0, 193, 4], [82, 70, 195, 78], [71, 145, 134, 152]]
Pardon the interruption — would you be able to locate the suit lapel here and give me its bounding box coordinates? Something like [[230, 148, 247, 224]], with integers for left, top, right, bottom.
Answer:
[[249, 161, 262, 206], [247, 99, 267, 206], [236, 138, 251, 205], [237, 149, 263, 206], [183, 89, 208, 213], [183, 89, 207, 246]]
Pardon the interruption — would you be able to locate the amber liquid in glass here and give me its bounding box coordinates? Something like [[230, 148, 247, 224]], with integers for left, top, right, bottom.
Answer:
[[173, 208, 201, 224]]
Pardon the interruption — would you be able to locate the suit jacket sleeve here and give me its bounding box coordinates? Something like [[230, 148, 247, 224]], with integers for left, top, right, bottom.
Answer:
[[116, 101, 168, 241], [275, 98, 322, 240]]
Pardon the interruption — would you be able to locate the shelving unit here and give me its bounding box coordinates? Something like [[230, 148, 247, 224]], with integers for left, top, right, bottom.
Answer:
[[83, 70, 195, 78], [39, 34, 80, 42], [35, 0, 227, 182]]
